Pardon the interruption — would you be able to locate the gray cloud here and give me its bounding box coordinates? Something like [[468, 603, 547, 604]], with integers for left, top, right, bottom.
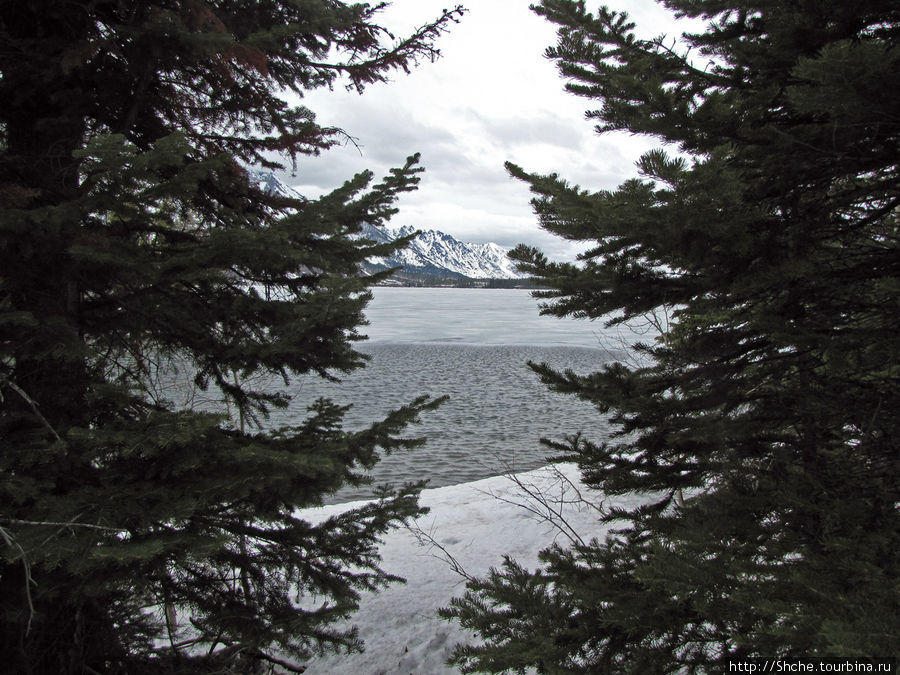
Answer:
[[472, 110, 586, 152], [272, 0, 689, 262]]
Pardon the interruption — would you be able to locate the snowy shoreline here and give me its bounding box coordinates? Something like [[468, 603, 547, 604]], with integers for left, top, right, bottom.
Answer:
[[300, 464, 642, 674]]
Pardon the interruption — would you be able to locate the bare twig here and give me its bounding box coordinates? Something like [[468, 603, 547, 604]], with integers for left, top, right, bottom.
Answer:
[[0, 377, 64, 444], [243, 648, 307, 673], [1, 518, 123, 533], [478, 464, 606, 548], [0, 525, 36, 635], [405, 519, 474, 582]]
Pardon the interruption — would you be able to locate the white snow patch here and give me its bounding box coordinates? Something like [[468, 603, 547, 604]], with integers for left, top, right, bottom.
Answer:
[[299, 464, 643, 674]]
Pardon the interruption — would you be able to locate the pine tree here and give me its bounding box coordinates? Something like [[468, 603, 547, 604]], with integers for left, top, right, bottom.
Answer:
[[443, 1, 899, 671], [0, 2, 462, 672]]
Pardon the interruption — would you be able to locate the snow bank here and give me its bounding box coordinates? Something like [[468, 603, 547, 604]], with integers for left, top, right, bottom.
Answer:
[[301, 464, 643, 674]]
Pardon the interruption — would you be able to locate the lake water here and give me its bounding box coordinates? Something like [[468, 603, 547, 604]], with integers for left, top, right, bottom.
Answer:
[[267, 288, 643, 503]]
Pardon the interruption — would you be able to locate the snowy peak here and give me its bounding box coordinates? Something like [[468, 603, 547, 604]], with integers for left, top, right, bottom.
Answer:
[[360, 223, 527, 280], [246, 168, 304, 201], [246, 170, 526, 281]]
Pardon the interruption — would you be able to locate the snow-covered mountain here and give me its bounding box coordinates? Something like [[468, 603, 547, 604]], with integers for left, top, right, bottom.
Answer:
[[246, 169, 527, 281], [359, 223, 527, 280], [246, 168, 305, 201]]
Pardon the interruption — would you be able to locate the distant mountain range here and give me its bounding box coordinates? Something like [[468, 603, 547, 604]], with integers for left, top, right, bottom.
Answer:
[[248, 169, 529, 284], [357, 223, 527, 282]]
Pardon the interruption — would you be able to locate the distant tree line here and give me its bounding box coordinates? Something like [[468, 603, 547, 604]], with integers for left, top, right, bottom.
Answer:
[[376, 271, 540, 289]]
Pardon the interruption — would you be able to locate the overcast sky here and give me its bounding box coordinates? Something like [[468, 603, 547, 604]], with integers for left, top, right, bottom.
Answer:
[[285, 0, 700, 260]]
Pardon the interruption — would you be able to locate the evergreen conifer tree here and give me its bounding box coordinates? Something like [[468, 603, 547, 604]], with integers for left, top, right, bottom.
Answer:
[[443, 1, 899, 671], [0, 1, 462, 672]]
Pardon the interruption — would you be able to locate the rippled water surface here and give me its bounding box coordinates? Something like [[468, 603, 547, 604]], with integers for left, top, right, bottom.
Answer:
[[362, 287, 626, 347], [267, 288, 643, 502]]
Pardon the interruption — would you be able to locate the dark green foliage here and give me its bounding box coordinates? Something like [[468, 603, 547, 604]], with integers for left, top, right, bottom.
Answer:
[[443, 1, 899, 671], [0, 1, 462, 672]]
